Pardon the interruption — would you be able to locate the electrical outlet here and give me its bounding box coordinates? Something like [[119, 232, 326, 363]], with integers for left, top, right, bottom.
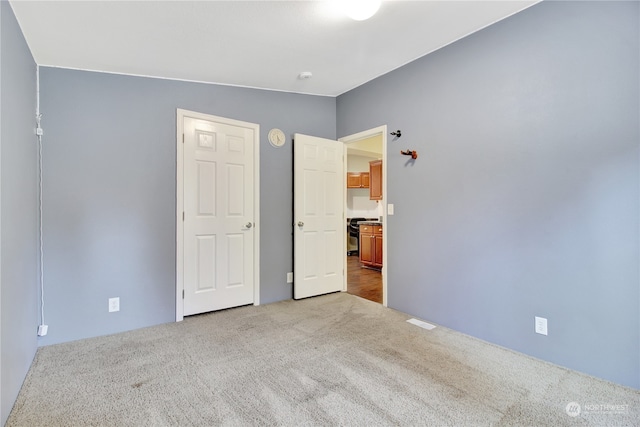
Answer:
[[287, 272, 293, 283], [387, 204, 394, 215], [109, 297, 120, 313], [535, 316, 548, 335], [37, 325, 48, 336]]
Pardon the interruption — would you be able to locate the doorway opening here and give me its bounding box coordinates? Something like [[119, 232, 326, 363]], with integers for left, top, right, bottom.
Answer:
[[340, 126, 387, 306]]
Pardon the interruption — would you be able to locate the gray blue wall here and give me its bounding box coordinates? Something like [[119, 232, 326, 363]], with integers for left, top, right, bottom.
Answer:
[[337, 1, 639, 388], [38, 67, 335, 345], [0, 0, 39, 423], [3, 1, 637, 411]]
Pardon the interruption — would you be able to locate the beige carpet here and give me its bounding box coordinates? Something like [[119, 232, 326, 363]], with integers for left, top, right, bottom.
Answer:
[[7, 293, 640, 426]]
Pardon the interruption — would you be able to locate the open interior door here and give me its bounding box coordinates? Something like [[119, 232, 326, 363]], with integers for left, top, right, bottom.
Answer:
[[293, 134, 344, 299]]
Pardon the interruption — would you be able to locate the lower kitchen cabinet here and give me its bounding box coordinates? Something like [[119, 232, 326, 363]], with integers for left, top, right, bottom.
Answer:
[[359, 224, 383, 269]]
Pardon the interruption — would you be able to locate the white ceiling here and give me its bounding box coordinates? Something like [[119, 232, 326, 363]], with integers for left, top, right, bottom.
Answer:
[[9, 0, 539, 97]]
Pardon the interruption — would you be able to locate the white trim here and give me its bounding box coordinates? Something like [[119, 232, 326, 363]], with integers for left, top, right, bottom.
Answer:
[[340, 125, 388, 307], [0, 49, 2, 427], [40, 65, 334, 98], [342, 144, 348, 293], [176, 111, 185, 321], [175, 109, 260, 322]]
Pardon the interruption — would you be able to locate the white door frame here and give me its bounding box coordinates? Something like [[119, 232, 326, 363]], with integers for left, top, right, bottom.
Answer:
[[176, 108, 260, 322], [340, 125, 388, 306]]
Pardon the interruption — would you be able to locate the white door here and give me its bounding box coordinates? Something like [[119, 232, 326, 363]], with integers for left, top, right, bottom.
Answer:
[[179, 112, 258, 316], [293, 134, 344, 299]]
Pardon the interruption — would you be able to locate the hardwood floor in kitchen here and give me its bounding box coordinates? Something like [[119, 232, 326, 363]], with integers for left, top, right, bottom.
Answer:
[[347, 255, 382, 304]]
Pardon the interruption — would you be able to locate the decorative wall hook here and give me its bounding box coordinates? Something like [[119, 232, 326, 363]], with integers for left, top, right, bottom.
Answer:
[[390, 130, 402, 138], [400, 149, 418, 159]]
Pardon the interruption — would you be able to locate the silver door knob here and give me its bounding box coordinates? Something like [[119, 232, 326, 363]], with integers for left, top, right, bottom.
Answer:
[[245, 222, 252, 228], [298, 221, 304, 227]]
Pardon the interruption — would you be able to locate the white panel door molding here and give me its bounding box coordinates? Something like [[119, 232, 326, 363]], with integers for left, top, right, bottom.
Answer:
[[293, 134, 344, 299], [177, 109, 260, 320]]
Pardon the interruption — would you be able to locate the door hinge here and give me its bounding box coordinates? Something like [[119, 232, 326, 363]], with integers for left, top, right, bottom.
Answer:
[[182, 212, 185, 221], [182, 289, 185, 299], [182, 134, 185, 143]]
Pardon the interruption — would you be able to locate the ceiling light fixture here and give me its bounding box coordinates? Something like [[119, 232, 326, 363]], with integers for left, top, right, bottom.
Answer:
[[298, 71, 313, 80], [337, 0, 381, 21]]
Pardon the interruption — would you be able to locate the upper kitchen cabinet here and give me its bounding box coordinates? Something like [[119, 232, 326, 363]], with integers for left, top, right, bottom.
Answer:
[[347, 172, 370, 188], [369, 160, 382, 200], [347, 136, 382, 194]]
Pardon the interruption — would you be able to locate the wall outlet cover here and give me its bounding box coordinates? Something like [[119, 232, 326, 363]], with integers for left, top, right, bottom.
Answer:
[[535, 316, 548, 335], [287, 272, 294, 283], [37, 324, 48, 336]]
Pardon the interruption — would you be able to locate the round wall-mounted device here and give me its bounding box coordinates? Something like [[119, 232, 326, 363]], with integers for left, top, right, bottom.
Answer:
[[268, 128, 286, 148]]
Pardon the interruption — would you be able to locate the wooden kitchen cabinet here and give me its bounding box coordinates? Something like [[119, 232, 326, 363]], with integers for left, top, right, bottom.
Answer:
[[361, 173, 370, 188], [359, 224, 383, 269], [369, 160, 382, 200], [347, 172, 370, 188], [360, 231, 374, 264], [374, 232, 383, 266]]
